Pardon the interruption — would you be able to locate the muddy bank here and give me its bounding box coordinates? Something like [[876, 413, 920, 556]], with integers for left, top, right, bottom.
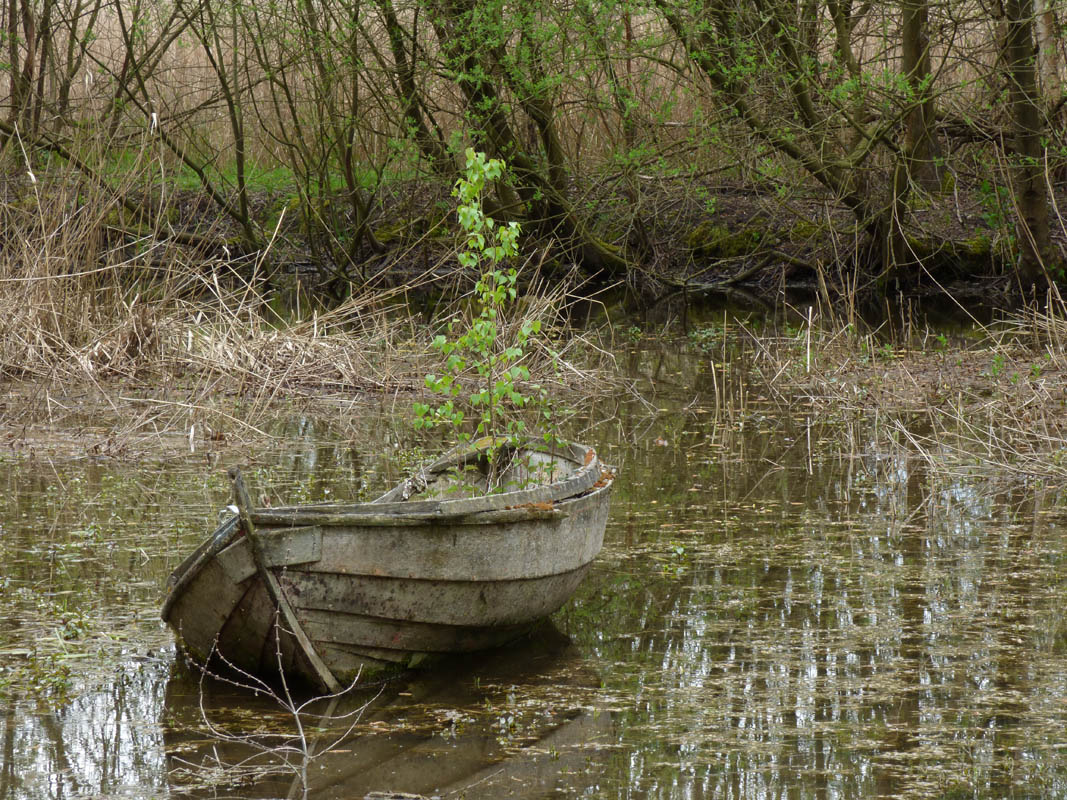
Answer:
[[262, 176, 1062, 310]]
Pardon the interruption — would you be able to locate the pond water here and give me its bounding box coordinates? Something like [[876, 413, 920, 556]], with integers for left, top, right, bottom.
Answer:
[[3, 323, 1067, 799]]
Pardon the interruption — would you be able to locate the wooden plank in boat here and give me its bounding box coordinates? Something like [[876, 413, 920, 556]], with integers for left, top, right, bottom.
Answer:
[[166, 558, 249, 662], [284, 567, 590, 627], [301, 608, 529, 653], [216, 525, 322, 584], [216, 579, 277, 675]]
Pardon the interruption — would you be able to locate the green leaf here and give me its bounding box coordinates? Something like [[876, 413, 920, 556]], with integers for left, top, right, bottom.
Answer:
[[413, 150, 562, 468]]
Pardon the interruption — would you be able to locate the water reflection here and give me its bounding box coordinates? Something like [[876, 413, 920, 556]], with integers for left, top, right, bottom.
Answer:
[[557, 340, 1067, 798], [163, 625, 612, 798], [2, 330, 1067, 799], [1, 655, 169, 799]]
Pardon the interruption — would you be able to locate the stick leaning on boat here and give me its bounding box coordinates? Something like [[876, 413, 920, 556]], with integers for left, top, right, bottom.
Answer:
[[228, 466, 341, 693]]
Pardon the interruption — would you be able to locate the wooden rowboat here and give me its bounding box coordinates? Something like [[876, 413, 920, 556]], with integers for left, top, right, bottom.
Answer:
[[161, 439, 613, 691]]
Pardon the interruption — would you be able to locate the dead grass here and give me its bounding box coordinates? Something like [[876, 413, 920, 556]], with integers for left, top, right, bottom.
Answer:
[[756, 304, 1067, 486], [0, 177, 617, 455]]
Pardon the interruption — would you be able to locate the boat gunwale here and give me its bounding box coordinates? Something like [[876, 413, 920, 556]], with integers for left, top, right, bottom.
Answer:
[[247, 504, 570, 528]]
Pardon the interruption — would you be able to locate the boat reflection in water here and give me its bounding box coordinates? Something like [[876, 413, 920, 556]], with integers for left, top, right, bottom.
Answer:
[[163, 624, 614, 799]]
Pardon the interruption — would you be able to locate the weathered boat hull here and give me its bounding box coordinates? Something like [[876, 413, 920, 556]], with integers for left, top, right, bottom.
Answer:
[[162, 441, 613, 687]]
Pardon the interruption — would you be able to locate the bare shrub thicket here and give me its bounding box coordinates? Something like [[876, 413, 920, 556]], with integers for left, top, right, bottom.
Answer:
[[0, 1, 1065, 379]]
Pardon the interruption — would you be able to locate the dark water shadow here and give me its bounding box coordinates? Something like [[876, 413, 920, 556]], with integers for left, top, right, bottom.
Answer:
[[163, 624, 613, 799]]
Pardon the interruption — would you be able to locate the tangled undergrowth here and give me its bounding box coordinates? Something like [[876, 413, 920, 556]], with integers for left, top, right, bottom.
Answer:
[[3, 167, 1066, 488], [0, 157, 622, 457]]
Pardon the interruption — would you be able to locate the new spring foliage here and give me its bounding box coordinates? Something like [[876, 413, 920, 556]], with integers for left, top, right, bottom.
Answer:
[[414, 149, 550, 448]]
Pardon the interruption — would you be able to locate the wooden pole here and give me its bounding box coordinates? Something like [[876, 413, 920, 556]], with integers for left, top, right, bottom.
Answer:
[[228, 467, 342, 694]]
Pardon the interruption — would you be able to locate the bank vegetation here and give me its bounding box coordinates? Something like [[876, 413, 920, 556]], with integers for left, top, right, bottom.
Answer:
[[2, 0, 1066, 297], [3, 0, 1067, 470]]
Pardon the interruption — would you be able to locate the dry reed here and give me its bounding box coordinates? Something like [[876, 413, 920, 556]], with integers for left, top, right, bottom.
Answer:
[[0, 163, 616, 450], [755, 302, 1067, 487]]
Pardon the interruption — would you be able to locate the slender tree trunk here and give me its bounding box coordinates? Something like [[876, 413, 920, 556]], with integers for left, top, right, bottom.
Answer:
[[29, 0, 53, 135], [901, 0, 941, 191], [427, 0, 630, 276], [187, 0, 258, 249], [826, 0, 861, 78], [4, 0, 36, 137], [1034, 0, 1063, 107], [885, 0, 941, 288], [56, 0, 103, 125], [1004, 0, 1054, 288], [377, 0, 452, 174], [106, 0, 140, 141]]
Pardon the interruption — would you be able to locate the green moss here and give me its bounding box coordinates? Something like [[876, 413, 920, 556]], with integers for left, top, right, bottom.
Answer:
[[788, 219, 821, 243], [897, 231, 1016, 275], [373, 219, 414, 245], [939, 168, 956, 194], [904, 233, 931, 254], [909, 192, 934, 210], [686, 221, 771, 258], [962, 233, 992, 257]]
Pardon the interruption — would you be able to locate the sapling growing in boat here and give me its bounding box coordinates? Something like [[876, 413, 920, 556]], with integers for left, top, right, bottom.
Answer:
[[414, 149, 559, 492]]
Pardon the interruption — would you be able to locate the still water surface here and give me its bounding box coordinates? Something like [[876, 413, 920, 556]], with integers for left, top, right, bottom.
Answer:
[[2, 327, 1067, 799]]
